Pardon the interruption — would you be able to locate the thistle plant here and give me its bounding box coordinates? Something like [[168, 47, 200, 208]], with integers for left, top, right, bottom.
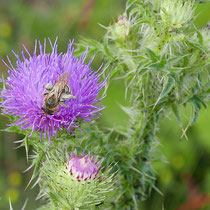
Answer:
[[77, 0, 209, 207], [0, 0, 209, 209]]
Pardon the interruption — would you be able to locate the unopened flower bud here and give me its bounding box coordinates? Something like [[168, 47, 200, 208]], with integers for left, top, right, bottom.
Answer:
[[39, 150, 116, 209], [111, 13, 130, 41], [160, 0, 194, 29]]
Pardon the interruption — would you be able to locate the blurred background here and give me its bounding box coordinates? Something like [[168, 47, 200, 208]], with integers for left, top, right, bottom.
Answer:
[[0, 0, 210, 209]]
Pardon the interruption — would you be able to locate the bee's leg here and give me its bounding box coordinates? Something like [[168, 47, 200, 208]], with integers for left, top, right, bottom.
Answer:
[[42, 90, 50, 96], [59, 97, 68, 107], [65, 85, 71, 94], [59, 97, 65, 102], [60, 93, 76, 101], [59, 102, 68, 107], [45, 82, 53, 91]]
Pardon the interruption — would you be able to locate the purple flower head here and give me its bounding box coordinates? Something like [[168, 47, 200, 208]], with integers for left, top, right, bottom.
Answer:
[[1, 38, 107, 143], [67, 151, 101, 181]]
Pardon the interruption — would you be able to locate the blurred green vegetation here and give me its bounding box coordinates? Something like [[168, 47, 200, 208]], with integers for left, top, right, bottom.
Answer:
[[0, 0, 209, 209]]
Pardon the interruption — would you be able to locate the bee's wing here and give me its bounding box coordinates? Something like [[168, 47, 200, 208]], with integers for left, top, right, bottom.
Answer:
[[54, 72, 70, 98], [56, 72, 70, 85]]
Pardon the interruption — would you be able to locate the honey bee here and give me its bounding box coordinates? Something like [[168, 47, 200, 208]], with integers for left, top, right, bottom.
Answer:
[[42, 72, 76, 115]]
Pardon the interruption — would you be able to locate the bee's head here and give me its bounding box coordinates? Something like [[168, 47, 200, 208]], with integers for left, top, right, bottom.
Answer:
[[42, 106, 53, 115], [46, 98, 56, 108]]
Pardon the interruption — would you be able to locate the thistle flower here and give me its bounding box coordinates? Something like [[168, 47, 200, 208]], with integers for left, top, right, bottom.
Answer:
[[39, 150, 116, 209], [1, 38, 107, 143]]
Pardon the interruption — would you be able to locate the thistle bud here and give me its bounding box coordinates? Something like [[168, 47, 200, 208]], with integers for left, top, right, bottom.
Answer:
[[67, 152, 101, 181], [39, 150, 116, 209], [111, 13, 130, 41], [160, 0, 194, 29]]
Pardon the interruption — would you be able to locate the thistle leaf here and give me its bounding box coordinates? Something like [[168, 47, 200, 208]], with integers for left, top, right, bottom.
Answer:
[[109, 66, 123, 80], [145, 48, 158, 61], [154, 74, 175, 107], [189, 97, 202, 126], [21, 134, 29, 162], [1, 125, 26, 135], [9, 198, 13, 210], [171, 103, 183, 127]]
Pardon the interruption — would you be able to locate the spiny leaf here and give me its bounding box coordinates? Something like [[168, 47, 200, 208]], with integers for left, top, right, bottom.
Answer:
[[104, 43, 114, 59], [160, 75, 176, 98], [49, 192, 59, 207], [126, 0, 137, 10], [8, 198, 28, 210], [1, 125, 26, 135], [189, 97, 202, 126], [171, 103, 183, 127], [171, 104, 189, 140], [181, 96, 205, 140], [9, 198, 13, 210], [168, 56, 184, 64], [21, 199, 28, 210], [109, 66, 123, 80], [154, 74, 175, 107], [25, 150, 44, 190], [145, 48, 159, 61], [149, 60, 166, 71], [188, 41, 206, 53], [193, 24, 204, 45], [24, 134, 29, 162]]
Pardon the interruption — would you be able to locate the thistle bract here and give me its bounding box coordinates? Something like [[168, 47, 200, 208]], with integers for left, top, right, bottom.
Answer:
[[1, 38, 107, 143], [39, 150, 115, 209], [108, 12, 130, 44]]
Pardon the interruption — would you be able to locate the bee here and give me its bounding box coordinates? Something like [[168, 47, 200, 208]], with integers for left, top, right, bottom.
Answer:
[[42, 72, 76, 115]]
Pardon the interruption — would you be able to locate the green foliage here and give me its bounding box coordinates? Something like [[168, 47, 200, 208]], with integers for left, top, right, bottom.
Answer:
[[76, 0, 210, 208]]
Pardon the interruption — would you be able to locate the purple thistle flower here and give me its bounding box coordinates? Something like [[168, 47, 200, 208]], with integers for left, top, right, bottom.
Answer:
[[67, 151, 101, 181], [1, 38, 107, 143]]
